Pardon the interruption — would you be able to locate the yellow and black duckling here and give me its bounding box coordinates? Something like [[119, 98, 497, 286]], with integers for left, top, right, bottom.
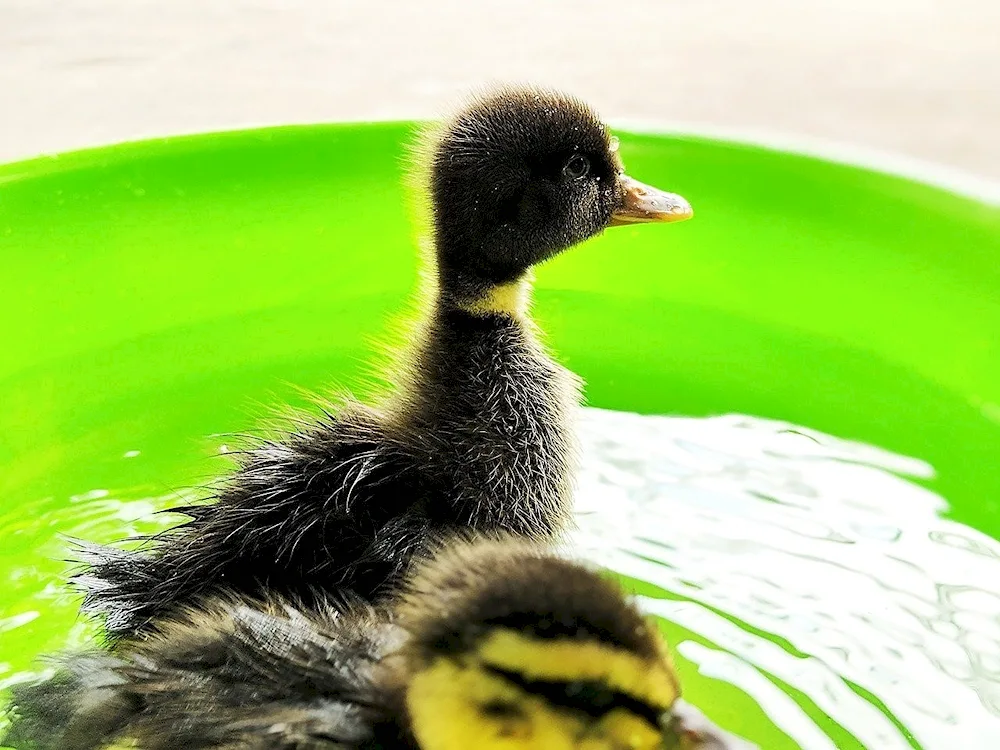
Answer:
[[7, 539, 749, 750], [77, 85, 693, 639]]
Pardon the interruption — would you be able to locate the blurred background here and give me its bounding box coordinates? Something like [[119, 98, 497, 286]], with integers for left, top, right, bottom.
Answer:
[[2, 0, 998, 178]]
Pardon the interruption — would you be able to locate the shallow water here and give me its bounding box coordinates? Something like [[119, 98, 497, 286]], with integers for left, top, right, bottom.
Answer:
[[572, 409, 1000, 749], [2, 408, 999, 748]]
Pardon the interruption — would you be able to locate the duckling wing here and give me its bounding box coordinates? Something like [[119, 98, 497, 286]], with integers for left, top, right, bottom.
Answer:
[[4, 600, 399, 750], [122, 601, 393, 749], [73, 405, 435, 640]]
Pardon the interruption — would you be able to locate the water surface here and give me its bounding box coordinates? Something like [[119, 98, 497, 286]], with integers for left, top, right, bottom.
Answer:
[[573, 409, 1000, 748], [3, 407, 999, 748]]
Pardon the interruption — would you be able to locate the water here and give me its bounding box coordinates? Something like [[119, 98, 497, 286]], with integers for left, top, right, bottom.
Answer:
[[572, 409, 1000, 748], [3, 407, 999, 748]]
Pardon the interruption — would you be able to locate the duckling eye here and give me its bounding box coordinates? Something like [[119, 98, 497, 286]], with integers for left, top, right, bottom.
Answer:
[[562, 154, 591, 180]]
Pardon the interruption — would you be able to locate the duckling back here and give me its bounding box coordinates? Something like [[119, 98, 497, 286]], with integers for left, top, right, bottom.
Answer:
[[4, 598, 403, 750], [76, 292, 579, 638]]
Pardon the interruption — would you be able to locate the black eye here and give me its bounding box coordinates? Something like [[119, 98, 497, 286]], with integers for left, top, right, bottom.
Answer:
[[562, 154, 591, 180]]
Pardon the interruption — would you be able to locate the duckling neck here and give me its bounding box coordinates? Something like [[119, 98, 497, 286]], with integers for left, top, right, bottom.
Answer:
[[394, 266, 580, 537], [437, 270, 533, 320]]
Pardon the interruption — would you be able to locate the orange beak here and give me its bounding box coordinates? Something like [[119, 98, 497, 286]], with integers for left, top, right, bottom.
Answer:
[[610, 174, 694, 226]]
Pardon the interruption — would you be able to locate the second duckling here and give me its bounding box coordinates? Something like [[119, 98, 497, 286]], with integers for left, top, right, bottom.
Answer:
[[7, 538, 748, 750], [77, 85, 693, 639]]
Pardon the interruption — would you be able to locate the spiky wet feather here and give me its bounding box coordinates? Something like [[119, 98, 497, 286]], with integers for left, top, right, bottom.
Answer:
[[77, 305, 580, 638]]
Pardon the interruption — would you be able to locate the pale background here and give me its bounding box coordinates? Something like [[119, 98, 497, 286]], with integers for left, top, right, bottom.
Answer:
[[1, 0, 998, 178]]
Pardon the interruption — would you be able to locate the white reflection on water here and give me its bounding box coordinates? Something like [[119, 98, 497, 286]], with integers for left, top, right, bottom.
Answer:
[[571, 409, 1000, 749]]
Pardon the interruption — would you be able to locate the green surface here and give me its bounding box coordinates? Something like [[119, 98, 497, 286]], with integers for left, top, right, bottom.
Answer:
[[0, 122, 998, 747]]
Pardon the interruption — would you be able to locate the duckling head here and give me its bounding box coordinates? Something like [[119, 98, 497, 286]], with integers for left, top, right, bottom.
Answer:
[[427, 86, 692, 307], [397, 539, 752, 750]]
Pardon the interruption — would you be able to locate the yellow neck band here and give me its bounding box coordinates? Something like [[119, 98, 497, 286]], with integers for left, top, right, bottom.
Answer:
[[455, 277, 532, 319]]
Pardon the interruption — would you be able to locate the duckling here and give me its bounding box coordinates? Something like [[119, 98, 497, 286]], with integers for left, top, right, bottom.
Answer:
[[77, 85, 694, 639], [6, 538, 748, 750]]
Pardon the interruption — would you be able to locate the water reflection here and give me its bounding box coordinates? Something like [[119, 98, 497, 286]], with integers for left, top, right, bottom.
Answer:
[[572, 409, 1000, 748]]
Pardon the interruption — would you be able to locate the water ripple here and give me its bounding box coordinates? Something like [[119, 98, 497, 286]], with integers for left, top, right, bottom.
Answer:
[[572, 409, 1000, 749]]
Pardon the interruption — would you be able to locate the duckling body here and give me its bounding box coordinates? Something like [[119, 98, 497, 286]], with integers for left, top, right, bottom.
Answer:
[[7, 539, 746, 750], [83, 291, 579, 638], [77, 86, 693, 639]]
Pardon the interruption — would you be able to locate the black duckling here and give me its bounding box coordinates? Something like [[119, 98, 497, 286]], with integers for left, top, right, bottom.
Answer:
[[77, 85, 694, 639], [6, 538, 749, 750]]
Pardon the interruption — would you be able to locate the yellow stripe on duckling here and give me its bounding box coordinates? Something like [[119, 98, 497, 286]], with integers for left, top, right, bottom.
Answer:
[[457, 278, 532, 319], [476, 628, 680, 712], [407, 654, 666, 750]]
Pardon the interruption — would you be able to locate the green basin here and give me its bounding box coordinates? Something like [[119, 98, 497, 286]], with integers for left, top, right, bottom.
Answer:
[[1, 122, 998, 748]]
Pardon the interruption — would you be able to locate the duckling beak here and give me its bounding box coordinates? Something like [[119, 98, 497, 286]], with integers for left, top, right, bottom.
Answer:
[[610, 175, 693, 226], [669, 700, 758, 750]]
